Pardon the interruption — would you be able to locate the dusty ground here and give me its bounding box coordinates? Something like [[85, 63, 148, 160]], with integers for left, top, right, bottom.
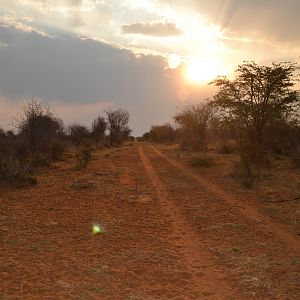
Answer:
[[1, 143, 299, 299]]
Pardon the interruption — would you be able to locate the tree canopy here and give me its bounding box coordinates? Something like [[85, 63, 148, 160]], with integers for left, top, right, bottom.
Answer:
[[211, 61, 299, 153]]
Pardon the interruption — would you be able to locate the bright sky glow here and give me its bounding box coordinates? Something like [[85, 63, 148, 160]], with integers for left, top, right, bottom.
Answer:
[[185, 57, 232, 84]]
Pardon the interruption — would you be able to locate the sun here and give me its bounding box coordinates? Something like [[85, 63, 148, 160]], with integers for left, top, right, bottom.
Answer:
[[185, 57, 229, 84]]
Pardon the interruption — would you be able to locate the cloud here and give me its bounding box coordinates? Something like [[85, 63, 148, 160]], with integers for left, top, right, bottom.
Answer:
[[0, 96, 25, 130], [50, 101, 112, 127], [0, 23, 197, 135], [157, 0, 300, 45], [0, 15, 50, 37], [122, 21, 183, 37]]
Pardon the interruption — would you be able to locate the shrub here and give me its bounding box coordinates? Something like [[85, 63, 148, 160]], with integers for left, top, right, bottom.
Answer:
[[264, 119, 300, 157], [174, 101, 213, 151], [217, 141, 236, 154], [189, 155, 215, 168], [0, 153, 37, 186], [74, 148, 92, 170], [91, 116, 107, 146], [15, 100, 65, 164], [68, 124, 90, 147], [148, 123, 175, 144], [229, 150, 256, 189]]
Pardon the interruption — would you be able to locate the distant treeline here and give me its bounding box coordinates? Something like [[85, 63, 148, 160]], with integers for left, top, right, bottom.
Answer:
[[0, 100, 132, 185]]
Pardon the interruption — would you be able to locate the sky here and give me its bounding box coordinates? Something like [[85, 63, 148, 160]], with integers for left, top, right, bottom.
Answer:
[[0, 0, 299, 135]]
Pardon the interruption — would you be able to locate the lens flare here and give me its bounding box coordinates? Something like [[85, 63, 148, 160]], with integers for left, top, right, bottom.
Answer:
[[92, 223, 104, 235]]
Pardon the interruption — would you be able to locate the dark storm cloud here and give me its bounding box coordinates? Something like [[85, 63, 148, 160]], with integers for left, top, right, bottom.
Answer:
[[122, 21, 183, 37], [0, 24, 185, 134]]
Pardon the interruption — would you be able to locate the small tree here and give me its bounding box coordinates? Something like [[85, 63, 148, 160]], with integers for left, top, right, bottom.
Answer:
[[174, 101, 213, 151], [91, 116, 107, 145], [121, 126, 132, 141], [105, 108, 130, 146], [16, 100, 64, 161], [211, 61, 299, 163], [68, 124, 90, 147]]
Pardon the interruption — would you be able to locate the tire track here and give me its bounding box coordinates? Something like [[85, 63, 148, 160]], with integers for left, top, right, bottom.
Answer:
[[139, 145, 238, 300], [151, 145, 300, 250]]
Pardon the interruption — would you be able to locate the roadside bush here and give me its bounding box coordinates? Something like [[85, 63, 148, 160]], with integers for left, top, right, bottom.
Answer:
[[0, 129, 16, 155], [174, 101, 213, 152], [91, 116, 107, 146], [68, 124, 90, 147], [74, 148, 92, 170], [15, 100, 65, 164], [189, 154, 215, 168], [229, 145, 259, 189], [264, 119, 300, 157], [148, 123, 175, 144], [217, 141, 236, 154], [0, 153, 36, 186]]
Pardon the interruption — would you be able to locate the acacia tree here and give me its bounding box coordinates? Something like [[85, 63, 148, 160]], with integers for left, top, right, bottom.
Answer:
[[105, 108, 130, 146], [174, 101, 213, 151], [211, 61, 299, 161]]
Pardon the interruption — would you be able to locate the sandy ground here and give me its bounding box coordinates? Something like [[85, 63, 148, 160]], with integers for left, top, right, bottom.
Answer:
[[1, 143, 299, 299]]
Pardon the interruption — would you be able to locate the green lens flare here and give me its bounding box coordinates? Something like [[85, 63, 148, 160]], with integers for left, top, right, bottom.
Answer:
[[92, 224, 102, 235]]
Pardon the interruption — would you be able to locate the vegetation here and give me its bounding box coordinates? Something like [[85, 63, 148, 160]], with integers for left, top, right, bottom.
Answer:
[[174, 101, 213, 151], [1, 61, 299, 189], [211, 61, 300, 165], [91, 116, 107, 146], [189, 154, 215, 168], [0, 101, 131, 186], [105, 108, 131, 146], [0, 152, 37, 186], [68, 124, 90, 147], [144, 123, 175, 144], [143, 61, 300, 188], [74, 148, 92, 171]]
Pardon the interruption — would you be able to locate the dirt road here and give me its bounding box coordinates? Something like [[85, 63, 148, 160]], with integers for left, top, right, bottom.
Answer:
[[1, 143, 299, 299]]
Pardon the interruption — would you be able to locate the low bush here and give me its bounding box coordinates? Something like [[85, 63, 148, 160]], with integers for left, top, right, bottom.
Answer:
[[74, 148, 92, 170], [0, 153, 37, 186], [189, 155, 215, 168], [217, 141, 236, 154], [229, 154, 256, 189]]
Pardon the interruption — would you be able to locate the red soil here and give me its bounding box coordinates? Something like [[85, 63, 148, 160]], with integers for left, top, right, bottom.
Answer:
[[1, 143, 299, 299]]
